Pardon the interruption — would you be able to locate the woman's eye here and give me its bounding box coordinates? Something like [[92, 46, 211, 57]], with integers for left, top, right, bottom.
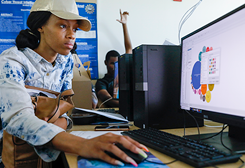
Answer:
[[73, 28, 78, 32], [60, 25, 66, 29]]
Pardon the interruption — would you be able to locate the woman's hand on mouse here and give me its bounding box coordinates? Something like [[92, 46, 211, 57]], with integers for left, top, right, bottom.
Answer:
[[77, 132, 148, 166]]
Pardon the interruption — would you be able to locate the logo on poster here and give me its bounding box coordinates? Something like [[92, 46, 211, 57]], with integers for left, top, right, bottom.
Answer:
[[85, 4, 95, 14]]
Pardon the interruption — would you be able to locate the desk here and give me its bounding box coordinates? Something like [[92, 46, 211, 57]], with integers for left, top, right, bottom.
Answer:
[[65, 121, 245, 168]]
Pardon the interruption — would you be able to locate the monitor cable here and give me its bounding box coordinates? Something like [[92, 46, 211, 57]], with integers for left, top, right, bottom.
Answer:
[[178, 0, 203, 45], [183, 110, 187, 137], [219, 125, 245, 167], [183, 110, 229, 141], [220, 124, 233, 153], [184, 110, 201, 141], [200, 124, 228, 141]]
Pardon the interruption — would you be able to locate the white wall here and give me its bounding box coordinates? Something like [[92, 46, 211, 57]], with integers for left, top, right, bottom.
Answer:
[[96, 0, 244, 78]]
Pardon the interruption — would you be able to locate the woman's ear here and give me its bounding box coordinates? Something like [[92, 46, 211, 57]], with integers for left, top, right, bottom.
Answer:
[[104, 60, 107, 66], [38, 27, 43, 33]]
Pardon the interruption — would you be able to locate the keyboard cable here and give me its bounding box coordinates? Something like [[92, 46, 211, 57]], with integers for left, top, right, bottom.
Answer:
[[163, 159, 178, 165], [144, 158, 177, 165]]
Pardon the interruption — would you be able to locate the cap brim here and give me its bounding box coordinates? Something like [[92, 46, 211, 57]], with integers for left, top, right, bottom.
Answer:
[[51, 11, 91, 32]]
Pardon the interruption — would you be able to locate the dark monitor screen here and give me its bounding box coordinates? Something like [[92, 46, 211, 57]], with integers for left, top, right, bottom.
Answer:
[[180, 4, 245, 153], [113, 61, 119, 99]]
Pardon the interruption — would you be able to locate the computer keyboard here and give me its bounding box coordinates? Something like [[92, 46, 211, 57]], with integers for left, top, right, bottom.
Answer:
[[97, 108, 117, 113], [122, 128, 241, 167]]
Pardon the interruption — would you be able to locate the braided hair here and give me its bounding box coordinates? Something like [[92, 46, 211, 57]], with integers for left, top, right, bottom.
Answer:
[[15, 11, 52, 50]]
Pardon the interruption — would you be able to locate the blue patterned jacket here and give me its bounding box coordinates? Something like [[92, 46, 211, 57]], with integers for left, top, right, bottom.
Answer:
[[0, 46, 74, 162]]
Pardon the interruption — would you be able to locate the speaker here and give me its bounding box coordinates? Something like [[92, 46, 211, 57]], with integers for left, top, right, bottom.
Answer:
[[119, 54, 134, 121], [132, 45, 203, 129]]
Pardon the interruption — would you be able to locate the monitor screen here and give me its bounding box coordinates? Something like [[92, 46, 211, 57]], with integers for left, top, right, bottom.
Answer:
[[180, 4, 245, 153], [113, 61, 119, 99]]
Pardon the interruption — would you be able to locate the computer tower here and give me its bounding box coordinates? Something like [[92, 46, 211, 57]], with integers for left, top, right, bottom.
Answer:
[[119, 54, 134, 121], [133, 45, 203, 129]]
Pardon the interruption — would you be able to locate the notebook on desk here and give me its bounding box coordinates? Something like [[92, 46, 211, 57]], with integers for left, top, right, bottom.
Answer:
[[73, 107, 127, 123]]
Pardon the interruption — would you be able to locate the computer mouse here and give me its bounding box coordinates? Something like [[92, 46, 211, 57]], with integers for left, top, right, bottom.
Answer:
[[105, 143, 147, 164]]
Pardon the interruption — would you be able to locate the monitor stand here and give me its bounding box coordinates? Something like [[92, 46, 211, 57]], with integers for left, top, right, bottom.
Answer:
[[184, 125, 245, 154]]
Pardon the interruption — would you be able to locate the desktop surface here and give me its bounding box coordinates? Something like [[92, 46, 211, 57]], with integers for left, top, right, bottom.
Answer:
[[65, 120, 245, 168]]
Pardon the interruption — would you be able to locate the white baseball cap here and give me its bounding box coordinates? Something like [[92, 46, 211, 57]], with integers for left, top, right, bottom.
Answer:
[[30, 0, 91, 31]]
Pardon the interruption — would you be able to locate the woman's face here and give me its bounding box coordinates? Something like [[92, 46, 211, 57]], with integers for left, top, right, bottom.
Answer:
[[37, 14, 79, 57]]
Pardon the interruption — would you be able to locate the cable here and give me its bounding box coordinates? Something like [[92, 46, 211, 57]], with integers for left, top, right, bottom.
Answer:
[[183, 111, 228, 141], [184, 110, 222, 168], [178, 0, 203, 44], [220, 124, 233, 153], [178, 0, 202, 43], [183, 111, 229, 142], [238, 160, 245, 168], [200, 125, 228, 141], [178, 3, 198, 38], [178, 1, 201, 44], [163, 159, 178, 165], [218, 124, 245, 167], [218, 124, 245, 166], [184, 110, 201, 141], [183, 110, 186, 136], [145, 158, 174, 165], [98, 97, 112, 109]]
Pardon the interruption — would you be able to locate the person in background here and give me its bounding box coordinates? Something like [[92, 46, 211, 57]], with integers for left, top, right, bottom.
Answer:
[[0, 0, 148, 167], [95, 10, 132, 107]]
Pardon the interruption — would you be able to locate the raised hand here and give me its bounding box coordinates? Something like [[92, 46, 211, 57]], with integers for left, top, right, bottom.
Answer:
[[116, 9, 129, 25]]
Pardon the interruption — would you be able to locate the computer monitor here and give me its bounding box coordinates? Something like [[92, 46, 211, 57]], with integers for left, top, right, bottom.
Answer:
[[180, 3, 245, 153], [113, 61, 119, 99]]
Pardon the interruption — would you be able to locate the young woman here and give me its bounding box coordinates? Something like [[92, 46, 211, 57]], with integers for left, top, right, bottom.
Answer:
[[0, 0, 148, 167]]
